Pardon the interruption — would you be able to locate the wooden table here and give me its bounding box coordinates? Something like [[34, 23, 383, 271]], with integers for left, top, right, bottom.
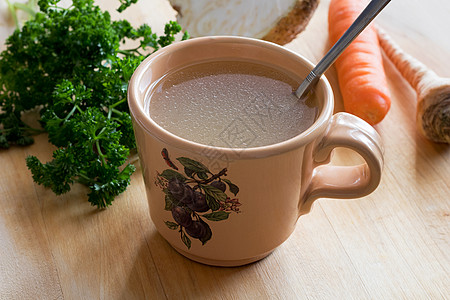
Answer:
[[1, 0, 449, 299]]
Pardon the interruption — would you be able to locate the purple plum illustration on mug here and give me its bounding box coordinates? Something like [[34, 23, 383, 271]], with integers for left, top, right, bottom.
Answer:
[[155, 148, 241, 249]]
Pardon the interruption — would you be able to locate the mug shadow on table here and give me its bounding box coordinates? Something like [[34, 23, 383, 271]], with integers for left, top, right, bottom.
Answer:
[[122, 229, 265, 300]]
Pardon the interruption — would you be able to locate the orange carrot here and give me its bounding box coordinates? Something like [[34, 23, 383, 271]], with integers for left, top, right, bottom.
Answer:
[[328, 0, 391, 125]]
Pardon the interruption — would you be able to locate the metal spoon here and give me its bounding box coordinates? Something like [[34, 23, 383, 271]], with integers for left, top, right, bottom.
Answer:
[[295, 0, 391, 99]]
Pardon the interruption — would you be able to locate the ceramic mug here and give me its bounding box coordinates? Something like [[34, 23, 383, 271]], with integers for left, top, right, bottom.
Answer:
[[128, 36, 383, 267]]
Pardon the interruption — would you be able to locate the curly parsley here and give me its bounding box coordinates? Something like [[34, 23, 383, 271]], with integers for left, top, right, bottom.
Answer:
[[0, 0, 189, 208]]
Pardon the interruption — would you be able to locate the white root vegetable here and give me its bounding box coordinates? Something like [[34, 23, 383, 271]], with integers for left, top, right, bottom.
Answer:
[[376, 27, 450, 144], [169, 0, 319, 45]]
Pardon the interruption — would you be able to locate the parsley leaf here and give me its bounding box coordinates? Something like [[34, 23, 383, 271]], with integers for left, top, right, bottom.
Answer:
[[1, 0, 187, 208]]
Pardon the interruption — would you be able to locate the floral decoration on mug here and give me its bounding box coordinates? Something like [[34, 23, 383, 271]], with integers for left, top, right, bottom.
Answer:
[[155, 148, 241, 249]]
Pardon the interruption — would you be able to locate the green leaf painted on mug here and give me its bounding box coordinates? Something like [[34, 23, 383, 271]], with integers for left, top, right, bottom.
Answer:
[[222, 179, 239, 196], [204, 193, 220, 211], [199, 219, 212, 245], [164, 221, 179, 230], [202, 211, 230, 221], [197, 172, 208, 180], [157, 148, 242, 249], [177, 157, 210, 174], [159, 169, 187, 182], [184, 167, 195, 178], [164, 192, 177, 211], [181, 231, 192, 249], [201, 184, 227, 202], [200, 184, 226, 211]]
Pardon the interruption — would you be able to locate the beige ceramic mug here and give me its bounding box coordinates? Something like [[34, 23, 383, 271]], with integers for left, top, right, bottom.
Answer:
[[128, 36, 383, 267]]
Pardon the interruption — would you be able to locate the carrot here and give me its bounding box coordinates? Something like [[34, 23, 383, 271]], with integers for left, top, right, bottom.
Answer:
[[376, 27, 450, 144], [328, 0, 391, 125]]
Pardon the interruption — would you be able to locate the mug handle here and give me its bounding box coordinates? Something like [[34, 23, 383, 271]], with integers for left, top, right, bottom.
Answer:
[[299, 112, 384, 215]]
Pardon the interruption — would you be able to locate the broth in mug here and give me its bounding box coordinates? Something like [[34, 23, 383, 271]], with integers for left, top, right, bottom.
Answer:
[[147, 60, 318, 148]]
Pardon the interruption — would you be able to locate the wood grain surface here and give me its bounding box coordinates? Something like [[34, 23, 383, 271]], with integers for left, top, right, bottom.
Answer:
[[1, 0, 449, 299]]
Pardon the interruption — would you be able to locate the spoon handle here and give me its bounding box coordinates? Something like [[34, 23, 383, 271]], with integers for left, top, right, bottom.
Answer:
[[295, 0, 391, 98]]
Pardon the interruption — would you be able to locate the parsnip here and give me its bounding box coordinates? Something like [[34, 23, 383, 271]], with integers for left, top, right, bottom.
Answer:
[[377, 27, 450, 144]]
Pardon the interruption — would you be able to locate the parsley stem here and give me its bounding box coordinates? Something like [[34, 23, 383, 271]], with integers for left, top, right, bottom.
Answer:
[[64, 105, 79, 122], [5, 0, 19, 29], [48, 5, 67, 10], [117, 49, 144, 56], [111, 108, 123, 116], [0, 126, 45, 135], [110, 99, 126, 109], [96, 126, 107, 139], [24, 127, 46, 134], [107, 101, 125, 119], [95, 140, 107, 166], [76, 172, 93, 185], [13, 2, 36, 18]]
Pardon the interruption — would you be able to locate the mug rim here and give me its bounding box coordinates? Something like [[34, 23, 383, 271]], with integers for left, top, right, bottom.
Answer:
[[128, 36, 334, 160]]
